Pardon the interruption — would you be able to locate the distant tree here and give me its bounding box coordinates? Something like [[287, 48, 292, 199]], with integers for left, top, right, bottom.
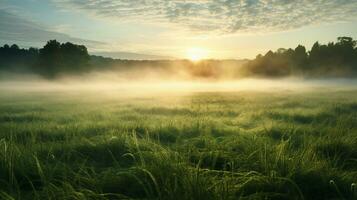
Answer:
[[292, 45, 308, 73], [60, 42, 90, 71], [33, 40, 90, 78], [308, 42, 323, 70], [33, 40, 62, 77], [0, 44, 38, 71], [10, 44, 19, 50], [335, 37, 356, 66], [241, 37, 357, 78], [294, 45, 308, 61], [337, 37, 356, 48], [242, 49, 292, 77]]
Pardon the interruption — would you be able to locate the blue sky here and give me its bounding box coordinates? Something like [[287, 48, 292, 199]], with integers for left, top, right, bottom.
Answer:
[[1, 0, 357, 59]]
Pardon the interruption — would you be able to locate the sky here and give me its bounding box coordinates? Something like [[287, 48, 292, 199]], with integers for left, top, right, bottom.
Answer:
[[0, 0, 357, 59]]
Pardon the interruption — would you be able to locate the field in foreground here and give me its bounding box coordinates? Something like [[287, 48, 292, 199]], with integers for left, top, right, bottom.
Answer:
[[0, 87, 356, 200]]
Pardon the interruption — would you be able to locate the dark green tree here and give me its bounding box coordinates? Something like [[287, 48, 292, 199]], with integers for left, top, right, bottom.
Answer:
[[33, 40, 90, 78], [242, 37, 357, 77]]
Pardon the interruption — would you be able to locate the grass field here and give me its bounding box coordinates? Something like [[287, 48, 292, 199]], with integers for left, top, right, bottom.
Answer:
[[0, 86, 356, 200]]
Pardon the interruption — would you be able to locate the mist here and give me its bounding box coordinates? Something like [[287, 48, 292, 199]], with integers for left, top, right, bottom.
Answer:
[[1, 37, 357, 95], [1, 69, 357, 95]]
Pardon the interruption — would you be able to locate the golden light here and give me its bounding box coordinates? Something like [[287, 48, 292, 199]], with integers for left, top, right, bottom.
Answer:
[[186, 47, 208, 61]]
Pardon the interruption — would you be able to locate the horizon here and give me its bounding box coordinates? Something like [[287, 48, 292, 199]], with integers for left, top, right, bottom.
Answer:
[[1, 0, 357, 60], [0, 37, 352, 62]]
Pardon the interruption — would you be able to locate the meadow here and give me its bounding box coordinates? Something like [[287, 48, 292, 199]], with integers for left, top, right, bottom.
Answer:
[[0, 85, 356, 200]]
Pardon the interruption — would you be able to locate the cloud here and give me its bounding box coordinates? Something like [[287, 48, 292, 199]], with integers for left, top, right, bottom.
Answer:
[[0, 9, 104, 48], [54, 0, 357, 34]]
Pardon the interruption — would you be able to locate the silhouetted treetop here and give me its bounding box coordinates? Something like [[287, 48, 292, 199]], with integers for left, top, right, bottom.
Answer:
[[242, 37, 357, 77], [33, 40, 90, 78], [0, 44, 38, 71]]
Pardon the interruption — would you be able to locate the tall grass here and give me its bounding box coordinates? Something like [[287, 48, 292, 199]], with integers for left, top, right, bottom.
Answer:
[[0, 90, 356, 199]]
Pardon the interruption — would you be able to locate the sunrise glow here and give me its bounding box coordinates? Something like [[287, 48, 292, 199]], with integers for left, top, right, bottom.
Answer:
[[186, 48, 208, 61]]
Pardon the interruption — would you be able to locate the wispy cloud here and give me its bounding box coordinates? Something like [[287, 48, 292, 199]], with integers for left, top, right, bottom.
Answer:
[[0, 9, 104, 48], [54, 0, 357, 34]]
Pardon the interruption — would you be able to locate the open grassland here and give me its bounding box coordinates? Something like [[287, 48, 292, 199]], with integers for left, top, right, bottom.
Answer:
[[0, 88, 356, 200]]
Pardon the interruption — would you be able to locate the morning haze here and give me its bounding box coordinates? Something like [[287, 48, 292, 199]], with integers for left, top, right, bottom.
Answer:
[[0, 0, 357, 200]]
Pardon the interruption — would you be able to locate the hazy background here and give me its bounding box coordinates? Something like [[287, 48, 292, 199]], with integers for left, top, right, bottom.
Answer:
[[1, 0, 357, 59]]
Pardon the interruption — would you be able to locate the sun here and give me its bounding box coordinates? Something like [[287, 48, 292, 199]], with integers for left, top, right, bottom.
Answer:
[[186, 47, 208, 61]]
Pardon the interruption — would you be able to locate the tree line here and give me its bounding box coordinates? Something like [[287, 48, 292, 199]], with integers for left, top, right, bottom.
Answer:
[[0, 40, 90, 78], [241, 37, 357, 77], [0, 37, 356, 79]]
